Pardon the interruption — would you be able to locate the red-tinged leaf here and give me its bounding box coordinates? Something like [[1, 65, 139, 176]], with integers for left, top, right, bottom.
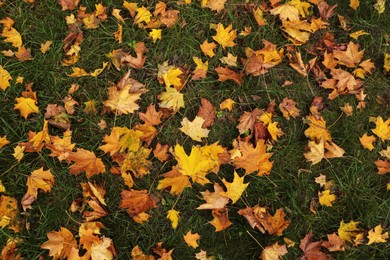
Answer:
[[197, 98, 216, 128]]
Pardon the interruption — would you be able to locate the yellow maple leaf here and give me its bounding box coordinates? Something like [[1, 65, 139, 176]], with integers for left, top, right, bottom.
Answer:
[[100, 127, 142, 156], [162, 67, 183, 88], [167, 209, 180, 229], [289, 0, 311, 17], [374, 0, 386, 14], [159, 87, 184, 112], [220, 171, 249, 204], [349, 30, 368, 40], [103, 84, 147, 115], [0, 65, 12, 91], [149, 29, 162, 43], [180, 116, 210, 142], [174, 144, 212, 185], [1, 26, 22, 48], [304, 139, 324, 165], [40, 40, 52, 54], [212, 23, 237, 49], [134, 6, 152, 25], [13, 145, 25, 163], [350, 0, 359, 10], [14, 97, 39, 119], [219, 53, 237, 67], [219, 98, 234, 111], [0, 195, 19, 231], [338, 220, 361, 242], [201, 0, 226, 12], [319, 190, 336, 207], [359, 133, 376, 151], [200, 40, 217, 58], [304, 115, 332, 142], [267, 121, 284, 141], [183, 231, 200, 248], [261, 242, 288, 260], [372, 116, 390, 141], [270, 4, 300, 22], [157, 167, 191, 195], [46, 130, 75, 163], [0, 135, 10, 149], [367, 225, 389, 245]]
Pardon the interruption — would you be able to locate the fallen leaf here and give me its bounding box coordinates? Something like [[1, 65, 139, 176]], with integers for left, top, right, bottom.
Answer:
[[210, 207, 232, 232], [197, 98, 216, 128], [261, 242, 288, 260], [167, 209, 180, 229], [192, 56, 208, 80], [319, 190, 336, 207], [350, 0, 359, 10], [215, 66, 244, 85], [219, 98, 234, 111], [349, 30, 368, 40], [119, 189, 158, 219], [372, 116, 390, 141], [180, 116, 210, 142], [14, 97, 39, 119], [159, 87, 184, 112], [200, 40, 217, 58], [149, 29, 162, 43], [304, 139, 324, 165], [197, 183, 229, 210], [338, 220, 361, 242], [0, 135, 10, 149], [220, 172, 249, 204], [184, 231, 200, 249], [201, 0, 226, 12], [359, 133, 376, 151], [367, 225, 388, 245], [322, 233, 345, 252], [58, 0, 80, 11], [374, 159, 390, 174], [40, 40, 52, 54], [40, 227, 78, 259], [0, 66, 12, 91], [68, 148, 106, 178], [279, 97, 300, 120], [299, 231, 330, 260], [157, 166, 191, 195], [219, 53, 237, 67], [340, 103, 353, 116], [13, 145, 25, 163]]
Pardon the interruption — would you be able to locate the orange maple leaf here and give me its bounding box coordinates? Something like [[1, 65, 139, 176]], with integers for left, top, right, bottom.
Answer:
[[68, 148, 106, 178]]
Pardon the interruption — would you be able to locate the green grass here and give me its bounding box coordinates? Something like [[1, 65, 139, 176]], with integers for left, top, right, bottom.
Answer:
[[1, 0, 390, 259]]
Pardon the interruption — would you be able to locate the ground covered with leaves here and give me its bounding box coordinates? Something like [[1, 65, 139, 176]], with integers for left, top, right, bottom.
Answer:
[[0, 0, 390, 259]]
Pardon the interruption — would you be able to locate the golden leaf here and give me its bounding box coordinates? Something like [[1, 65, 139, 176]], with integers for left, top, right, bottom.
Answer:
[[350, 0, 359, 10], [103, 84, 147, 115], [0, 66, 12, 91], [372, 116, 390, 141], [200, 40, 217, 58], [1, 26, 22, 48], [261, 242, 288, 260], [167, 209, 180, 229], [159, 87, 184, 112], [0, 135, 10, 149], [40, 227, 78, 259], [14, 97, 39, 119], [220, 172, 249, 204], [212, 23, 237, 49], [367, 225, 388, 245], [180, 116, 210, 142], [319, 190, 336, 207], [183, 231, 200, 249], [149, 29, 162, 43], [338, 220, 361, 242], [359, 133, 376, 151], [68, 148, 106, 178]]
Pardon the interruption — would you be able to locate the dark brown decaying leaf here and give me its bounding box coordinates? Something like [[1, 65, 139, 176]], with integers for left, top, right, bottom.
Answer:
[[197, 98, 216, 128]]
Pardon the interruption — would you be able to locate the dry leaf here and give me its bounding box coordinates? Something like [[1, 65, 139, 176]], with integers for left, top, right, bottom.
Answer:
[[367, 225, 389, 245], [68, 148, 106, 178], [197, 98, 216, 128], [180, 116, 210, 142], [183, 231, 200, 249], [261, 242, 288, 260]]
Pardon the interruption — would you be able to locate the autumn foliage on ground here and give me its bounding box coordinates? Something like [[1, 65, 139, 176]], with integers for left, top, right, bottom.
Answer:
[[0, 0, 389, 259]]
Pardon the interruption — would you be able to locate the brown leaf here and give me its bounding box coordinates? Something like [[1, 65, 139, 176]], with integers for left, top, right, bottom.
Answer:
[[210, 207, 232, 232], [15, 46, 33, 62], [287, 52, 309, 77], [322, 233, 345, 252], [197, 183, 229, 210], [215, 66, 244, 85], [261, 242, 288, 260], [122, 42, 148, 69], [41, 227, 78, 259], [153, 143, 170, 162], [139, 104, 163, 126], [197, 98, 216, 128], [237, 108, 263, 134], [119, 189, 158, 218], [68, 148, 106, 178], [318, 1, 337, 20], [299, 231, 330, 260], [375, 159, 390, 175], [279, 97, 300, 120], [58, 0, 79, 11], [333, 42, 364, 68]]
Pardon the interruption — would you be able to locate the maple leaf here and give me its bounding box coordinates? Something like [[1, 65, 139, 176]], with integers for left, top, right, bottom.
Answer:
[[68, 148, 106, 178], [153, 143, 170, 162], [319, 190, 336, 207], [261, 242, 288, 260], [236, 108, 263, 134], [318, 1, 337, 20], [333, 42, 364, 68], [367, 225, 389, 245], [197, 98, 216, 128], [359, 133, 376, 151], [1, 26, 22, 48], [321, 233, 345, 252], [279, 97, 300, 120], [0, 135, 10, 149], [100, 127, 142, 156], [13, 145, 25, 162], [287, 52, 309, 77], [119, 189, 158, 218], [149, 29, 162, 43], [58, 0, 80, 11], [201, 0, 226, 12], [372, 116, 390, 141], [180, 116, 210, 142], [219, 98, 235, 111], [374, 0, 386, 14], [299, 231, 330, 260], [374, 159, 390, 175], [134, 6, 152, 25], [220, 172, 249, 204], [200, 40, 217, 58], [192, 57, 208, 80], [239, 206, 290, 236], [304, 139, 324, 165], [45, 130, 75, 162], [184, 231, 200, 249], [338, 220, 361, 242], [197, 183, 229, 210], [212, 23, 237, 49], [14, 97, 39, 119], [90, 236, 116, 260], [304, 115, 332, 142], [350, 0, 359, 10], [161, 67, 183, 88], [1, 238, 23, 260], [122, 42, 148, 69], [40, 227, 78, 259], [210, 207, 232, 232], [25, 167, 54, 199], [215, 66, 244, 85], [231, 140, 273, 176], [157, 166, 191, 195], [0, 195, 19, 231], [0, 65, 12, 91], [167, 209, 180, 229], [219, 52, 237, 67], [159, 86, 185, 112]]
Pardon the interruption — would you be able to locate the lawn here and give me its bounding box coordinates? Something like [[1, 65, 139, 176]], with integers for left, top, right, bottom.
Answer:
[[0, 0, 389, 259]]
